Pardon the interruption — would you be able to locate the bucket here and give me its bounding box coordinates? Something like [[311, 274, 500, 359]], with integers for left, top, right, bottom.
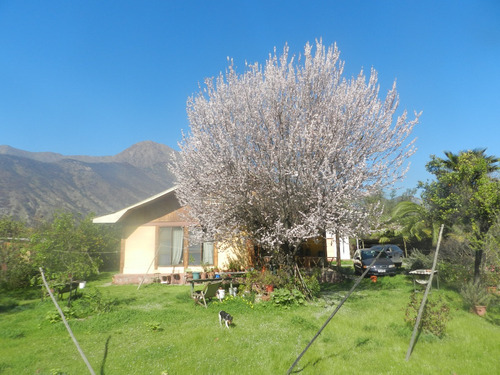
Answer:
[[217, 289, 225, 301]]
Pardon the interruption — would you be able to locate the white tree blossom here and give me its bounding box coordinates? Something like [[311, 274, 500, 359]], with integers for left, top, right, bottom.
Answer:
[[172, 40, 419, 260]]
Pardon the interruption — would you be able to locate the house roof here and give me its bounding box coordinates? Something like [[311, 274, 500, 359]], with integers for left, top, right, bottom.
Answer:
[[92, 185, 178, 224]]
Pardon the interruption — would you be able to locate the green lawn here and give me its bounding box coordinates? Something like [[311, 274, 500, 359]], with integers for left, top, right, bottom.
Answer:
[[1, 272, 499, 375]]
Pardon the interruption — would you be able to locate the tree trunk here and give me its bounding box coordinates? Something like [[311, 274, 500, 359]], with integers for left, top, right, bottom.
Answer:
[[336, 233, 341, 270], [474, 249, 483, 284]]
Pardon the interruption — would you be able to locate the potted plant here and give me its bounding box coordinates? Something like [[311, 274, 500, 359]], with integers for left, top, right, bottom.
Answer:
[[262, 271, 277, 293], [207, 267, 215, 279], [460, 280, 491, 316], [185, 268, 193, 281], [201, 263, 210, 279]]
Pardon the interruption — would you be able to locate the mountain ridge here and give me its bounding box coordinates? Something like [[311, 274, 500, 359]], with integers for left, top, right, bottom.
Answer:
[[0, 141, 177, 224]]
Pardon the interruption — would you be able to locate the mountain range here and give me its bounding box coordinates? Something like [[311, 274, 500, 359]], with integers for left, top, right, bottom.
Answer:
[[0, 141, 177, 224]]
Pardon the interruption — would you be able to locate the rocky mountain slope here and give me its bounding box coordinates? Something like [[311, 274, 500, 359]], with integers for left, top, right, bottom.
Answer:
[[0, 141, 177, 223]]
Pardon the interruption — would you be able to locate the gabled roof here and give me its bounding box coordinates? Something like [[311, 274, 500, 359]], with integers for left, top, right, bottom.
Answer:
[[93, 185, 178, 224]]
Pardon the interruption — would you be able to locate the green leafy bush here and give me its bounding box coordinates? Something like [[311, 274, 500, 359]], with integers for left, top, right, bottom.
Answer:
[[438, 261, 473, 285], [302, 273, 321, 298], [72, 287, 117, 317], [45, 306, 75, 323], [271, 288, 306, 308]]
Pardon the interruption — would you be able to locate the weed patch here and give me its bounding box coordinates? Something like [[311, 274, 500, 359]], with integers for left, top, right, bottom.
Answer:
[[405, 292, 451, 337]]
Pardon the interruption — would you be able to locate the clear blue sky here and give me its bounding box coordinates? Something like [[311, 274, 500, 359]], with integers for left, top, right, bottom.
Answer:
[[1, 0, 499, 191]]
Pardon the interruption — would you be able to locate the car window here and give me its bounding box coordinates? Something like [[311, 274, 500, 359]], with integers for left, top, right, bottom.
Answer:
[[362, 250, 390, 259], [361, 250, 376, 259]]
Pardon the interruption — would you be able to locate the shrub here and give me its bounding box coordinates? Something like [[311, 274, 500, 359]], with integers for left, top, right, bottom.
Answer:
[[302, 272, 321, 298], [45, 306, 75, 323], [406, 249, 433, 270], [0, 241, 36, 290], [271, 288, 306, 308], [460, 280, 491, 307], [404, 292, 450, 337], [72, 287, 117, 317], [484, 264, 500, 287], [438, 261, 473, 286]]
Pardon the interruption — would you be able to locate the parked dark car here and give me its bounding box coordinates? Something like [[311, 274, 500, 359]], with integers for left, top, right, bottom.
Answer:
[[353, 249, 397, 276], [370, 244, 404, 267]]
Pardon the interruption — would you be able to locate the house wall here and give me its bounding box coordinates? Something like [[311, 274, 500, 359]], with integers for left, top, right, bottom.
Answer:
[[326, 233, 351, 260], [119, 203, 223, 279], [122, 225, 156, 274]]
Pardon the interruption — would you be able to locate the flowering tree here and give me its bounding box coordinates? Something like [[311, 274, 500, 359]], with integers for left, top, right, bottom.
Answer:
[[173, 40, 419, 265]]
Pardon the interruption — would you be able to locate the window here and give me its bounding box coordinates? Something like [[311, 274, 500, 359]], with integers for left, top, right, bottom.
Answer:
[[158, 227, 184, 266], [202, 242, 214, 265], [188, 239, 214, 266]]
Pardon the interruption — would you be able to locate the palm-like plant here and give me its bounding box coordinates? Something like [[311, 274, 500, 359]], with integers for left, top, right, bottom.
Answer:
[[390, 200, 435, 252], [443, 148, 499, 174]]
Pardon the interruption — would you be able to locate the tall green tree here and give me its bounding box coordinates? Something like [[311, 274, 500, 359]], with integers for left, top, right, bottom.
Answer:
[[0, 217, 34, 289], [31, 212, 119, 283], [420, 149, 500, 282]]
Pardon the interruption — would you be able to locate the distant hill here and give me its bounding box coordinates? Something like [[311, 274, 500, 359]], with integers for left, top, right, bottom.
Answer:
[[0, 141, 177, 224]]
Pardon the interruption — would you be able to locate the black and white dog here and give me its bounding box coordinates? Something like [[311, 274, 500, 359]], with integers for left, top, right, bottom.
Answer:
[[219, 310, 233, 329]]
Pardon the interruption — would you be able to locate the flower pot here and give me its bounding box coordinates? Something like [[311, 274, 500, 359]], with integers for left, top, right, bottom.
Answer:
[[472, 305, 487, 316], [192, 272, 200, 280], [487, 286, 497, 294], [200, 272, 207, 279]]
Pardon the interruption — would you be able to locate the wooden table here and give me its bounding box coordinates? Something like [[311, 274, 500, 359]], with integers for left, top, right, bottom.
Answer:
[[188, 272, 247, 296], [409, 269, 439, 291]]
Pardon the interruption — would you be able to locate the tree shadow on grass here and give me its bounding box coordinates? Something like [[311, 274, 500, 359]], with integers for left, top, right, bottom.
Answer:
[[289, 346, 348, 374], [100, 335, 112, 375], [289, 326, 419, 373]]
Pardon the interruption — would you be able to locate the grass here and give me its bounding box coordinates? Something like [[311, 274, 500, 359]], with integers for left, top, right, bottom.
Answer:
[[1, 271, 499, 374]]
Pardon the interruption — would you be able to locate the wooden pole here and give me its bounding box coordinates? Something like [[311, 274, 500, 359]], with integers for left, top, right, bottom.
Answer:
[[39, 268, 96, 375], [287, 250, 384, 374], [405, 224, 444, 361]]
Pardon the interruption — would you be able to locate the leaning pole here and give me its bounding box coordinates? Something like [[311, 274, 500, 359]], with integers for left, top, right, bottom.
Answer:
[[39, 267, 96, 375], [287, 251, 384, 374], [405, 224, 444, 361]]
